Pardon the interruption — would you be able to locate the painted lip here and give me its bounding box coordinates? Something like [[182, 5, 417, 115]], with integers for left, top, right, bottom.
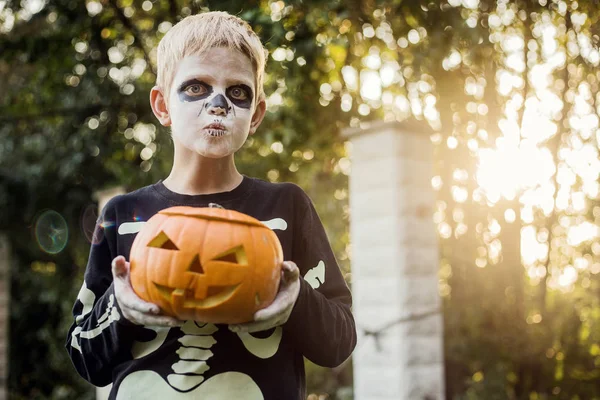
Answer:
[[204, 123, 226, 130]]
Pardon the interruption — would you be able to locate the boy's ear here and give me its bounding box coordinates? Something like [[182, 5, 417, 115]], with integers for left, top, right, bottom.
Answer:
[[150, 86, 171, 126], [249, 99, 267, 135]]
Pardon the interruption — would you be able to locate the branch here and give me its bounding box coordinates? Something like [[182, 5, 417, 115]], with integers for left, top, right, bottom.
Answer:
[[107, 0, 157, 77], [360, 308, 442, 352], [540, 5, 574, 311], [189, 0, 200, 16], [169, 0, 179, 22], [517, 3, 531, 135], [0, 103, 149, 123], [0, 104, 105, 123]]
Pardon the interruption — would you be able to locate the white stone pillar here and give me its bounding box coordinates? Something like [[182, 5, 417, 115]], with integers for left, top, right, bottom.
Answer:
[[343, 121, 445, 400], [94, 186, 125, 400], [0, 235, 9, 400]]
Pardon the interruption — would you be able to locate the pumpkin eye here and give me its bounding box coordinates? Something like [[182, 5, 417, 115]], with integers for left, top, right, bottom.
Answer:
[[147, 231, 179, 250], [213, 245, 247, 265]]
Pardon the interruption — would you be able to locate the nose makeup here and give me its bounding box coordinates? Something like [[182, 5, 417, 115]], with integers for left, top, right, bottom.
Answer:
[[209, 94, 231, 113]]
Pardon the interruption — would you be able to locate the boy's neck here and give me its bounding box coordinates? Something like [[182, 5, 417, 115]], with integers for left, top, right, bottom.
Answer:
[[162, 151, 243, 196]]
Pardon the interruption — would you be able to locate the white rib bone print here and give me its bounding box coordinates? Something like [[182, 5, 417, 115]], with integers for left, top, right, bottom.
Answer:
[[117, 321, 264, 399], [167, 321, 217, 390]]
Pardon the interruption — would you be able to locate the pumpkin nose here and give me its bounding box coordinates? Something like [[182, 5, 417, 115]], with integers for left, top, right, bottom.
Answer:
[[188, 255, 204, 274]]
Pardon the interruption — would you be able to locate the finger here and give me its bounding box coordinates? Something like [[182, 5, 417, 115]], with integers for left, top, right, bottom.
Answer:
[[125, 296, 161, 315], [124, 309, 182, 327], [254, 293, 294, 322], [281, 261, 300, 283], [116, 283, 160, 314], [113, 272, 160, 314], [254, 304, 290, 322], [111, 256, 128, 278], [282, 260, 297, 272]]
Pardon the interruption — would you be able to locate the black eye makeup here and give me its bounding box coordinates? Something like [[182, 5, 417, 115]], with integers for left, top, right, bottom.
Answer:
[[177, 78, 253, 109], [226, 85, 253, 109], [177, 79, 212, 102]]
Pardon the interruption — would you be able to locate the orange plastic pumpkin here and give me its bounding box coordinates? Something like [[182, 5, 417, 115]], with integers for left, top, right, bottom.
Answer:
[[129, 206, 283, 324]]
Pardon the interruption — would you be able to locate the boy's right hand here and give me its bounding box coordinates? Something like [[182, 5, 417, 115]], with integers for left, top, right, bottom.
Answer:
[[111, 256, 182, 327]]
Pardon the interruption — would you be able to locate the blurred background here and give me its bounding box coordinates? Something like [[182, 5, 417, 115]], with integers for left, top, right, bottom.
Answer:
[[1, 0, 599, 399]]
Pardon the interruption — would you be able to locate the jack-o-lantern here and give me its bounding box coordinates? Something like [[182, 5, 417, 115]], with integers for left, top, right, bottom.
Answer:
[[129, 206, 283, 324]]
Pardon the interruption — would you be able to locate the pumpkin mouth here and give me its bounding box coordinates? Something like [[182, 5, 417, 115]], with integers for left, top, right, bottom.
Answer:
[[153, 282, 241, 309]]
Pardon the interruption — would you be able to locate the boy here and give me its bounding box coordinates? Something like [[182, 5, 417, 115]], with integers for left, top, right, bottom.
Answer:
[[66, 11, 356, 400]]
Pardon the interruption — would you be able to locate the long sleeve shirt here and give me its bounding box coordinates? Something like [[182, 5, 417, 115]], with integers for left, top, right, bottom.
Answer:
[[65, 175, 356, 400]]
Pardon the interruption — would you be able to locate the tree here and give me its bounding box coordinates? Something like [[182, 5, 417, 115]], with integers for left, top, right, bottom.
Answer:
[[2, 0, 600, 399], [331, 0, 600, 397], [1, 0, 353, 398]]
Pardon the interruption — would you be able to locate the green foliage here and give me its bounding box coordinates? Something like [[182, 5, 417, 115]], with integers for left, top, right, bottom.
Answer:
[[3, 0, 600, 399], [1, 0, 352, 398]]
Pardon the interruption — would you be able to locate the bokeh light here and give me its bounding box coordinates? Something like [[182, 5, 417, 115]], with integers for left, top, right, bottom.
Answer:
[[34, 210, 68, 254]]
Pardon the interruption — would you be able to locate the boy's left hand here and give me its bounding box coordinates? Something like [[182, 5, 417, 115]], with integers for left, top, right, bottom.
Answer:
[[229, 261, 300, 334]]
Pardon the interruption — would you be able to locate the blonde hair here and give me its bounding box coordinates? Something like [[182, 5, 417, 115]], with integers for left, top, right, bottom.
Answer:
[[156, 11, 268, 108]]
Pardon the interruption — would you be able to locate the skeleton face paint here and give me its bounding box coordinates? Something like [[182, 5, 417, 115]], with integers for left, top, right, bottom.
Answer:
[[177, 79, 213, 103], [167, 48, 258, 159], [226, 85, 253, 109]]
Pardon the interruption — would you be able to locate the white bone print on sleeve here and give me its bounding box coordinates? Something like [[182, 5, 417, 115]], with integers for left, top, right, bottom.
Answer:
[[118, 221, 146, 235], [70, 282, 96, 352], [304, 260, 326, 289], [260, 218, 287, 231], [75, 281, 95, 323], [71, 292, 121, 353]]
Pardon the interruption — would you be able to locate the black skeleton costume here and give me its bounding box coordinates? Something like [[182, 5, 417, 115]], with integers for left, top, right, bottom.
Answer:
[[66, 176, 356, 400]]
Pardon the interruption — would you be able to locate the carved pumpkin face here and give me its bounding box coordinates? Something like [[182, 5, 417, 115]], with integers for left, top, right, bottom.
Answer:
[[129, 206, 283, 324]]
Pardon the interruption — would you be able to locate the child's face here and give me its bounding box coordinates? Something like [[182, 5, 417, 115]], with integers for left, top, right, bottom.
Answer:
[[165, 47, 262, 159]]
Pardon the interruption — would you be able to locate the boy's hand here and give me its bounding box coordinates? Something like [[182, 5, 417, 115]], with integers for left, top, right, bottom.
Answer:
[[112, 256, 183, 327], [229, 261, 300, 334]]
